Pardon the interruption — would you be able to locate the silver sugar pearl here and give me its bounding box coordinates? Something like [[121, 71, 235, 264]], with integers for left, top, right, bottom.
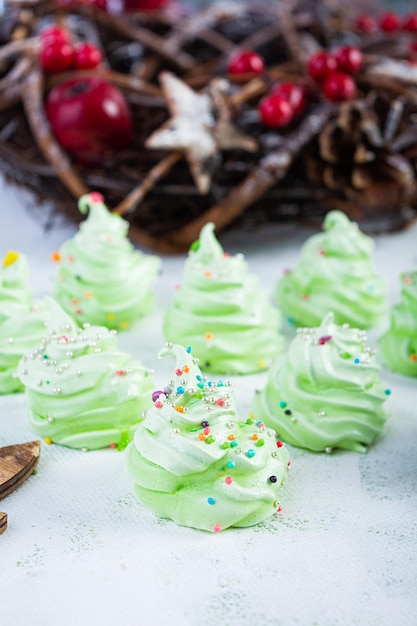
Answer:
[[56, 367, 63, 374], [94, 348, 101, 353], [226, 422, 235, 429], [8, 337, 14, 344], [20, 368, 27, 375], [165, 342, 173, 349], [66, 351, 74, 358], [53, 387, 62, 395], [173, 428, 180, 434], [325, 446, 333, 454], [81, 447, 89, 453], [47, 416, 55, 423], [318, 411, 326, 417]]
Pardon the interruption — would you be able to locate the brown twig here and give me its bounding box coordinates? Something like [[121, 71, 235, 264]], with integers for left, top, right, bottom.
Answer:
[[22, 64, 89, 199]]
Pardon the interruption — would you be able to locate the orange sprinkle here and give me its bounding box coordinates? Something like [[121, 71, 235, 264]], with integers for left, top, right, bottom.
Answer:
[[84, 291, 93, 299], [175, 405, 184, 413], [227, 434, 235, 441], [205, 332, 214, 341], [410, 354, 417, 362], [182, 365, 190, 373], [198, 433, 206, 441], [204, 270, 212, 278], [251, 434, 259, 441], [51, 251, 61, 262], [71, 298, 79, 306]]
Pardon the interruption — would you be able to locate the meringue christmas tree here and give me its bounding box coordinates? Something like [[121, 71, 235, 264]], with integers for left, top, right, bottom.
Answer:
[[164, 222, 284, 375], [379, 270, 417, 377], [18, 299, 154, 450], [0, 251, 50, 394], [53, 192, 160, 331], [252, 312, 390, 453], [126, 343, 290, 532], [276, 210, 387, 329]]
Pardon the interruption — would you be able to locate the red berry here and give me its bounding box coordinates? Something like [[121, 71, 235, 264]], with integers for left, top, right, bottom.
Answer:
[[121, 0, 169, 10], [258, 94, 293, 128], [40, 40, 75, 73], [272, 82, 306, 117], [333, 46, 363, 75], [403, 12, 417, 32], [45, 77, 133, 164], [74, 42, 103, 70], [307, 51, 337, 82], [379, 11, 401, 32], [40, 25, 71, 44], [321, 72, 356, 102], [355, 14, 378, 33], [227, 50, 265, 76]]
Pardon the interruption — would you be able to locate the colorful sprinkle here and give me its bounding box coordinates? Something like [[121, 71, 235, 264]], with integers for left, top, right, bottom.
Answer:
[[201, 421, 209, 428], [44, 437, 52, 445], [207, 497, 215, 505], [256, 439, 265, 447], [251, 434, 259, 441], [107, 313, 116, 321], [175, 405, 184, 412], [176, 386, 185, 394], [175, 368, 182, 376], [230, 440, 238, 448], [319, 335, 332, 345], [279, 401, 287, 408], [206, 435, 215, 444], [246, 449, 255, 458], [152, 390, 164, 402], [216, 398, 225, 406], [51, 251, 61, 263], [225, 476, 233, 484], [205, 332, 213, 341], [284, 409, 292, 416], [203, 426, 211, 435], [340, 352, 352, 359], [186, 346, 192, 353], [155, 400, 163, 409], [227, 434, 235, 441], [84, 291, 93, 299], [198, 433, 206, 441], [277, 441, 283, 448], [213, 524, 221, 533], [410, 354, 417, 362], [109, 443, 117, 449], [116, 369, 126, 376], [227, 461, 236, 469], [384, 389, 392, 395], [269, 475, 277, 483], [182, 365, 190, 373], [221, 442, 230, 449], [354, 358, 360, 364]]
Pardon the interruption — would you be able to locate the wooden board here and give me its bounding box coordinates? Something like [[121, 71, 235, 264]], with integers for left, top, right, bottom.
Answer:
[[0, 441, 40, 500], [0, 512, 7, 535]]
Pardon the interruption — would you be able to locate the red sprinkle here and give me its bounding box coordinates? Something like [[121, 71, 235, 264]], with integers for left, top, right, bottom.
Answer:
[[225, 476, 233, 485], [115, 369, 126, 376], [277, 441, 283, 448]]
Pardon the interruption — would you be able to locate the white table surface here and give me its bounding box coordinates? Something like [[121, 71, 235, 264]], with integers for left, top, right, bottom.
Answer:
[[1, 178, 416, 626]]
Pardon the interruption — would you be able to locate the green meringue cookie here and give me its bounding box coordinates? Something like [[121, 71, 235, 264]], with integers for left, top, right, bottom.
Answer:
[[0, 251, 50, 394], [379, 270, 417, 377], [252, 313, 389, 453], [276, 210, 387, 328], [126, 343, 290, 532], [17, 299, 154, 449], [163, 222, 284, 374], [53, 193, 161, 331]]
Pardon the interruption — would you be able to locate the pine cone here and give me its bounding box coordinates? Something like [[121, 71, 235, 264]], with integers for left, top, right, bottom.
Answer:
[[306, 91, 417, 215]]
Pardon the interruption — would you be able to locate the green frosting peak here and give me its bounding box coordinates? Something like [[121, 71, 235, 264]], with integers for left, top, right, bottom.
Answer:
[[18, 298, 154, 449], [53, 193, 161, 331], [379, 270, 417, 376], [164, 223, 284, 374], [276, 210, 387, 328], [126, 343, 290, 532], [252, 312, 389, 453]]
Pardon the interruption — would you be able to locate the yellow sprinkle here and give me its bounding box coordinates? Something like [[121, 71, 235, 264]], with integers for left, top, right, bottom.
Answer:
[[84, 291, 93, 299], [44, 437, 52, 445], [205, 332, 213, 341], [3, 250, 19, 267], [258, 360, 266, 369], [120, 320, 129, 330], [107, 313, 116, 321]]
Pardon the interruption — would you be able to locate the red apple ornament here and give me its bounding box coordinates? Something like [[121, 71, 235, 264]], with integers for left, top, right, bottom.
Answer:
[[45, 77, 133, 164]]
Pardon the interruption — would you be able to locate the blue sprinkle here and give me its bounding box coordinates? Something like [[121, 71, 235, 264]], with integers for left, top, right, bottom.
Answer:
[[207, 497, 215, 505], [354, 358, 360, 364], [186, 346, 192, 353], [227, 461, 236, 469], [385, 389, 392, 395], [218, 381, 224, 387], [287, 317, 296, 325], [176, 386, 185, 394], [230, 440, 238, 448], [207, 381, 213, 387], [196, 375, 202, 381], [197, 382, 204, 389], [246, 449, 255, 458], [256, 421, 263, 426]]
